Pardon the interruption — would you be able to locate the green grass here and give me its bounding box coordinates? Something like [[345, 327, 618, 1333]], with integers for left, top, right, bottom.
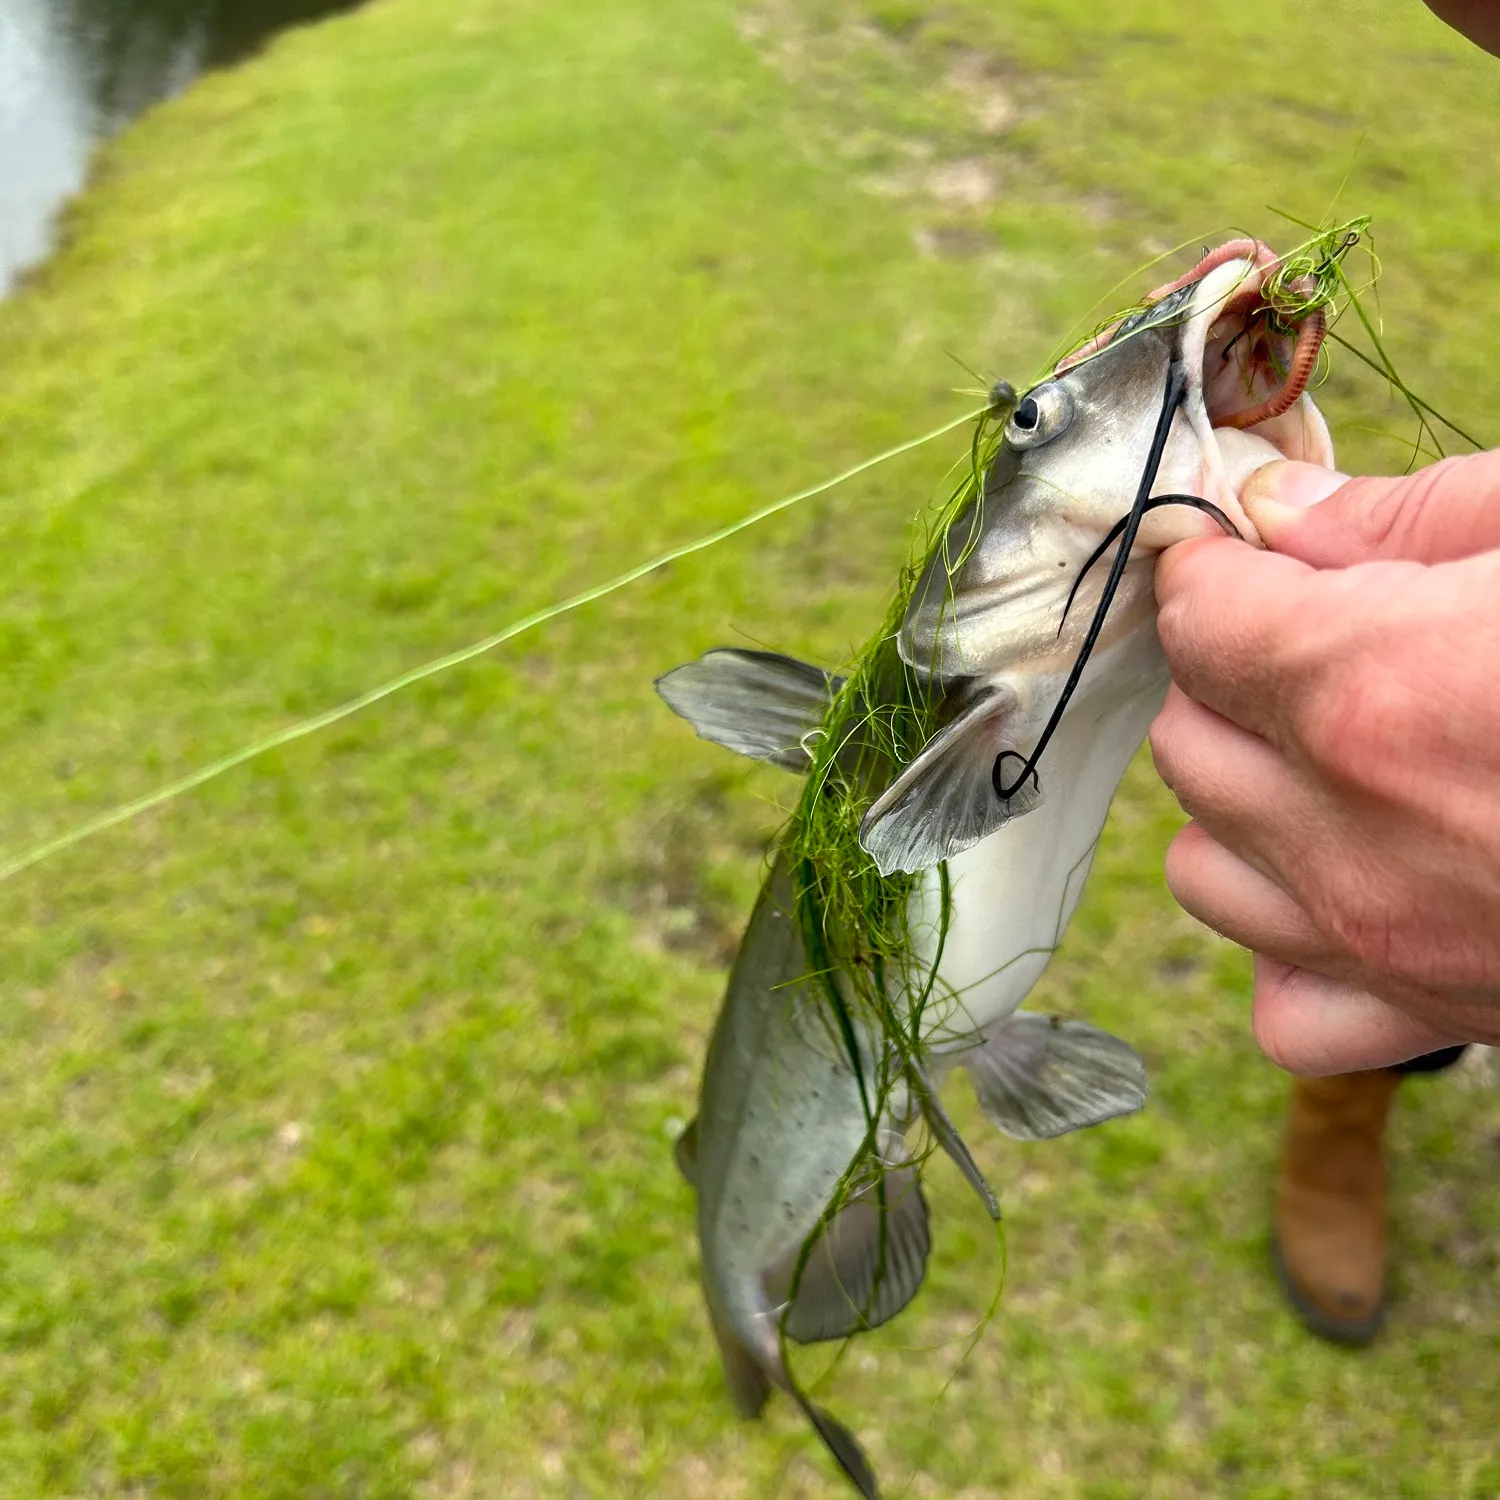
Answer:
[[0, 0, 1498, 1494]]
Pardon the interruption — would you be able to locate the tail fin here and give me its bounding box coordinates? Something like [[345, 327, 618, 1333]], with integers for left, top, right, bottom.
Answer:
[[790, 1387, 881, 1499], [709, 1291, 880, 1496]]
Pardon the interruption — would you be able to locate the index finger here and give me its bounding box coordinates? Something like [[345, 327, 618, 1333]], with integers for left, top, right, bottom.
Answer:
[[1154, 534, 1317, 737]]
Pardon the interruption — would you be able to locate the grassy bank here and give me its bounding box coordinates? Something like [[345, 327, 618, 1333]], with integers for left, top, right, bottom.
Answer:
[[0, 0, 1497, 1495]]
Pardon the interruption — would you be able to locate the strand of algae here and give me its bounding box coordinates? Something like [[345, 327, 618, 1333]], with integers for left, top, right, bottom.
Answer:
[[786, 400, 1008, 1061]]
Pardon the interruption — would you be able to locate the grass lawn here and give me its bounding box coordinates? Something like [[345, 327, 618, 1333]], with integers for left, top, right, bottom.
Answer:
[[0, 0, 1498, 1494]]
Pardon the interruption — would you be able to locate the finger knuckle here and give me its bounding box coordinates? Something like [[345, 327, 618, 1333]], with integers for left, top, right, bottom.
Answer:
[[1307, 871, 1411, 980], [1347, 462, 1453, 559], [1161, 826, 1196, 895], [1147, 709, 1184, 785], [1293, 659, 1395, 787], [1317, 887, 1481, 993], [1353, 487, 1417, 559]]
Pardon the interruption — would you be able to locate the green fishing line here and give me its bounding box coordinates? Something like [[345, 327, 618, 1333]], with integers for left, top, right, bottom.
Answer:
[[5, 221, 1479, 890], [0, 405, 987, 886]]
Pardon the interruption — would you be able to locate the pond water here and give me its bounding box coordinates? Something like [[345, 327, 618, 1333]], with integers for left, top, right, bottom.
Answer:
[[0, 0, 363, 294]]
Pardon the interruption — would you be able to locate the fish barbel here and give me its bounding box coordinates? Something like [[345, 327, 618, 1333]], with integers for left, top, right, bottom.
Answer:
[[658, 236, 1345, 1494]]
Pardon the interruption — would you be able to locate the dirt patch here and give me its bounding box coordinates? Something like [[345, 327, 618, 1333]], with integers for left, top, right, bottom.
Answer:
[[912, 223, 992, 258], [735, 1, 1152, 254], [945, 49, 1020, 136], [625, 772, 773, 966], [925, 157, 999, 207]]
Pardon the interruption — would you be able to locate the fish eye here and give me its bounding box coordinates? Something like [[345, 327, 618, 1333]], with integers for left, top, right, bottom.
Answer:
[[1004, 382, 1073, 450]]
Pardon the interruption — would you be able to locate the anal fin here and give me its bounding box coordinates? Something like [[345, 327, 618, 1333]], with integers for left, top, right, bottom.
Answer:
[[779, 1160, 931, 1345]]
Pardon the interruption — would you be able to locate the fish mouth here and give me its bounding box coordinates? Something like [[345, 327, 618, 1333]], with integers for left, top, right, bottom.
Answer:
[[1062, 237, 1333, 434], [1060, 236, 1343, 557], [1171, 241, 1334, 450]]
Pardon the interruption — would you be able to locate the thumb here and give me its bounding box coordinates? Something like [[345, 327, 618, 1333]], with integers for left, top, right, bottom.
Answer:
[[1242, 450, 1500, 567]]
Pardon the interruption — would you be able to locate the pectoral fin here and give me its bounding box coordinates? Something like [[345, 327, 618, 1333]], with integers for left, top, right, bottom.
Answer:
[[656, 649, 841, 772], [959, 1012, 1147, 1142], [779, 1160, 931, 1345], [858, 689, 1043, 876]]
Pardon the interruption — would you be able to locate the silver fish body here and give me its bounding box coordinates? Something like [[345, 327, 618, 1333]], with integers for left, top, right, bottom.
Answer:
[[890, 327, 1190, 1114], [659, 244, 1339, 1492], [903, 626, 1168, 1130]]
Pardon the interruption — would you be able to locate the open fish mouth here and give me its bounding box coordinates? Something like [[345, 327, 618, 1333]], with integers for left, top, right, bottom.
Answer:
[[1060, 234, 1345, 543], [1060, 235, 1334, 434]]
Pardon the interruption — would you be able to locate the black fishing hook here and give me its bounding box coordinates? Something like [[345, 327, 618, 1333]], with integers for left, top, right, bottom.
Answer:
[[993, 359, 1190, 803], [1217, 306, 1268, 365]]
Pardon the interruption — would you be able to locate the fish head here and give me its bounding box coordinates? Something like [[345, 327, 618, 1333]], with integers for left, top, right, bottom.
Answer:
[[900, 241, 1337, 682]]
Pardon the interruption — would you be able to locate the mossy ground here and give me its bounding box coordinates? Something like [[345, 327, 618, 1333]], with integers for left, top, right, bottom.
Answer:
[[0, 0, 1497, 1495]]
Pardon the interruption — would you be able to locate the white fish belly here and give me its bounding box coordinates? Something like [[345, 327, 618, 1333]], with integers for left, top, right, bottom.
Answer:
[[912, 635, 1169, 1052]]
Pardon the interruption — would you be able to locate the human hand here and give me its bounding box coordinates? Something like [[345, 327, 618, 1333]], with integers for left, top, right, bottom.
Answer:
[[1149, 451, 1500, 1074]]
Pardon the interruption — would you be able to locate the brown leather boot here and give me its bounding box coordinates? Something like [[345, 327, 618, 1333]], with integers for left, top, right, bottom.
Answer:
[[1272, 1070, 1401, 1345]]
